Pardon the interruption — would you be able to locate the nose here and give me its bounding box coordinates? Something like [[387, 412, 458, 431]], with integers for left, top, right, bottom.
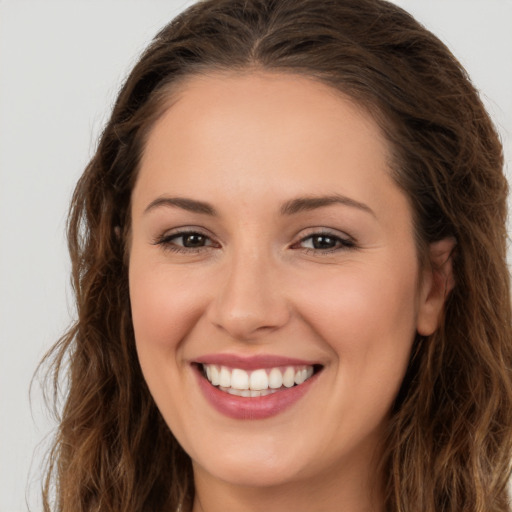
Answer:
[[206, 250, 290, 342]]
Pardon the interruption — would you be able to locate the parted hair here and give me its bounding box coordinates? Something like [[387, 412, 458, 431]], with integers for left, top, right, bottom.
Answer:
[[41, 0, 512, 510]]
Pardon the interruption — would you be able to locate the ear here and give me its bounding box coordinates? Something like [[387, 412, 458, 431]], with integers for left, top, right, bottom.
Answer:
[[416, 237, 456, 336]]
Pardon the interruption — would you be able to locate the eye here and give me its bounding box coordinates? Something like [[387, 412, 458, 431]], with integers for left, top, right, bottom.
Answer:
[[174, 232, 210, 248], [293, 231, 355, 253], [154, 230, 219, 253]]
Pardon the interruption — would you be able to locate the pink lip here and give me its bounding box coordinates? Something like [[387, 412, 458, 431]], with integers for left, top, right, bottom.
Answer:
[[194, 353, 319, 370], [192, 363, 321, 420]]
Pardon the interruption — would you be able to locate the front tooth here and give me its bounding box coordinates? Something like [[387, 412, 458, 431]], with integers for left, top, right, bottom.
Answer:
[[249, 369, 269, 390], [219, 366, 231, 388], [268, 368, 283, 389], [210, 365, 220, 386], [283, 366, 295, 388], [231, 368, 249, 390]]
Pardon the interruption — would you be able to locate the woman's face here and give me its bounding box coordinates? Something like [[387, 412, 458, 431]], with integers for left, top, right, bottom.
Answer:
[[129, 72, 440, 493]]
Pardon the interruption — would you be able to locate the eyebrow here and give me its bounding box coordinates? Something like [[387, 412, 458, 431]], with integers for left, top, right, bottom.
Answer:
[[280, 194, 375, 217], [143, 193, 375, 217], [144, 196, 218, 216]]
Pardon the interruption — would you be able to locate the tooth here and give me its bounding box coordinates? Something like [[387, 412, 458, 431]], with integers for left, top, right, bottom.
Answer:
[[210, 365, 220, 386], [249, 369, 269, 390], [294, 367, 306, 385], [240, 389, 251, 397], [206, 363, 315, 391], [231, 368, 249, 390], [219, 366, 231, 388], [268, 368, 283, 389], [250, 390, 262, 397], [227, 388, 240, 395], [283, 366, 295, 388]]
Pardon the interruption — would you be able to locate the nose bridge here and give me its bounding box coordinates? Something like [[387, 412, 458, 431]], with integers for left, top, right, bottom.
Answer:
[[208, 241, 289, 341]]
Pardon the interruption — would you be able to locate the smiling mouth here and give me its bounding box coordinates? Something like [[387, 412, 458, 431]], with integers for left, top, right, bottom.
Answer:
[[199, 363, 323, 397]]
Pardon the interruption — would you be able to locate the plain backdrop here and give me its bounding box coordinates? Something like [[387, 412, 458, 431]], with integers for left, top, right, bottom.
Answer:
[[0, 1, 511, 511]]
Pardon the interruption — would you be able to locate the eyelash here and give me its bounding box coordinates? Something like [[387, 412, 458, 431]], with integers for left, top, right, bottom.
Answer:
[[153, 229, 356, 255], [292, 231, 356, 254], [153, 230, 218, 254]]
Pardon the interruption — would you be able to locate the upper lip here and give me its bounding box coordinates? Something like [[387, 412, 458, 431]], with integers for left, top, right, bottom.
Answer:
[[193, 353, 322, 370]]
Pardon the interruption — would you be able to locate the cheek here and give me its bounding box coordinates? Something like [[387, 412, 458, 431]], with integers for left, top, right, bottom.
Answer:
[[300, 263, 417, 336], [128, 258, 212, 432], [129, 259, 208, 357], [292, 259, 420, 385], [306, 263, 419, 425]]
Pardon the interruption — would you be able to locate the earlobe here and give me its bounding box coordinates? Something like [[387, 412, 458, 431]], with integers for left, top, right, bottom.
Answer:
[[416, 237, 456, 336]]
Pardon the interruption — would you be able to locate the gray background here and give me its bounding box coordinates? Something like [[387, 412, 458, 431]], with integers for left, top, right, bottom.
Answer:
[[1, 1, 511, 510]]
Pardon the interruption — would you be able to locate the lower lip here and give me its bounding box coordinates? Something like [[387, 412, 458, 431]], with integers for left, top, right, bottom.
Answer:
[[193, 365, 320, 420]]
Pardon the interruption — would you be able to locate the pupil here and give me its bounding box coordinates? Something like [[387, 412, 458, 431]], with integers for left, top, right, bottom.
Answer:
[[313, 235, 335, 249], [184, 234, 205, 247]]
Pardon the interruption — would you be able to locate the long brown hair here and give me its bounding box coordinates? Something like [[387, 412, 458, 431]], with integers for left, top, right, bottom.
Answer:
[[41, 0, 512, 510]]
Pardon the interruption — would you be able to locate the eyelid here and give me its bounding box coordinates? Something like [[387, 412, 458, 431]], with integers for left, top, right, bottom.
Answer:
[[153, 225, 214, 241], [152, 226, 221, 252], [291, 227, 356, 252], [294, 226, 354, 242], [152, 226, 356, 254]]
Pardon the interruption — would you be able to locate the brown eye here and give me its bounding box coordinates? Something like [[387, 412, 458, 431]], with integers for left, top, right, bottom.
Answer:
[[294, 231, 356, 253], [155, 230, 219, 253], [310, 235, 338, 249], [180, 233, 208, 247]]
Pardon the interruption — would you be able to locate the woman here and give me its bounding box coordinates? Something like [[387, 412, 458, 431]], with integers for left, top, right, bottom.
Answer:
[[42, 0, 512, 510]]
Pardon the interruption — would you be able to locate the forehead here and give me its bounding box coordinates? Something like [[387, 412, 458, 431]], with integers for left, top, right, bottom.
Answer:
[[133, 71, 406, 224], [148, 71, 386, 158]]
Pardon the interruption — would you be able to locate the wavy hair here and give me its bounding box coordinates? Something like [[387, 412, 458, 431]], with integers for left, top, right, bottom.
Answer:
[[41, 0, 512, 510]]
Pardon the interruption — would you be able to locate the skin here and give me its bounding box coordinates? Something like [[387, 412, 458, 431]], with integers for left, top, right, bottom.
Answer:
[[129, 72, 453, 512]]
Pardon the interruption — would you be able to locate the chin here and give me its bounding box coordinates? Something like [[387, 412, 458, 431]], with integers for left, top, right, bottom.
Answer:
[[191, 438, 314, 488]]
